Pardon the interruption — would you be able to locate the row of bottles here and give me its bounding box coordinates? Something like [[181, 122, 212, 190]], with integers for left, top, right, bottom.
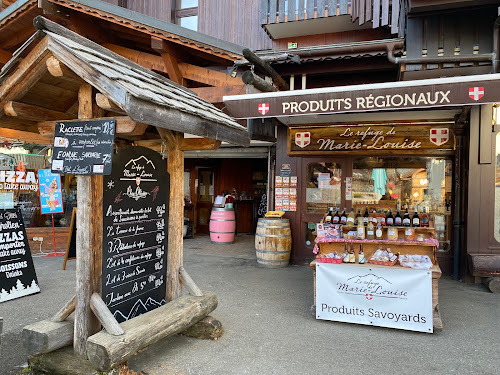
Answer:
[[342, 243, 365, 264], [325, 206, 430, 228]]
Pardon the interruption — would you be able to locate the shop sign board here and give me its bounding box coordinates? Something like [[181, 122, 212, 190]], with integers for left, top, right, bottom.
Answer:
[[0, 209, 40, 303], [102, 146, 169, 323], [316, 263, 433, 333], [38, 169, 64, 215], [224, 74, 500, 119], [0, 170, 38, 192], [288, 123, 454, 155], [51, 119, 115, 175]]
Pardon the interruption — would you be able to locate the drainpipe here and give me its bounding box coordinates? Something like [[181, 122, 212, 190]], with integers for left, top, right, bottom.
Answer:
[[387, 45, 495, 66]]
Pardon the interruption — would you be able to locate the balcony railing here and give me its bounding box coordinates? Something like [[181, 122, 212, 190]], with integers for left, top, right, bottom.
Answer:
[[261, 0, 402, 34]]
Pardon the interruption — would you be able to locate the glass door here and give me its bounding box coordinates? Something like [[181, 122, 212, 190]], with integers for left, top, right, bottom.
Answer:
[[196, 167, 216, 234]]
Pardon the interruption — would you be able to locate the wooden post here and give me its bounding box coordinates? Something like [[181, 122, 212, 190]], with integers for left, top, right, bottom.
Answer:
[[51, 295, 76, 322], [74, 84, 102, 356], [158, 128, 184, 301]]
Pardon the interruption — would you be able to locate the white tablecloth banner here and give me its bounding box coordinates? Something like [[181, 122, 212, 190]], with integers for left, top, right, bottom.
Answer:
[[316, 263, 433, 333]]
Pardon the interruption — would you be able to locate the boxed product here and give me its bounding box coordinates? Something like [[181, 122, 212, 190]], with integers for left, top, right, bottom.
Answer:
[[324, 224, 343, 239]]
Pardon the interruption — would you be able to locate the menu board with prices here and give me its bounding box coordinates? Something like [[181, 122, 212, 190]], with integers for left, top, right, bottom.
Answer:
[[102, 146, 169, 323], [52, 119, 115, 175], [0, 209, 40, 303]]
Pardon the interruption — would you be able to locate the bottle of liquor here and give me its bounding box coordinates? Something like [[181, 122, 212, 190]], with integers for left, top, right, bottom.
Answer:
[[421, 207, 430, 227], [332, 209, 340, 224], [355, 209, 362, 226], [346, 208, 356, 226], [371, 209, 378, 225], [357, 218, 365, 240], [348, 243, 356, 263], [366, 220, 375, 239], [343, 242, 349, 263], [379, 209, 386, 226], [340, 208, 348, 225], [403, 206, 411, 227], [386, 209, 394, 226], [325, 207, 333, 224], [394, 208, 402, 226], [358, 244, 365, 264], [363, 206, 369, 226], [375, 222, 383, 240], [412, 206, 420, 227]]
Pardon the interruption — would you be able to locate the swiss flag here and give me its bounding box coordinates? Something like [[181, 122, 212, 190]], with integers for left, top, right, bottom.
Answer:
[[258, 103, 269, 115], [469, 87, 485, 101]]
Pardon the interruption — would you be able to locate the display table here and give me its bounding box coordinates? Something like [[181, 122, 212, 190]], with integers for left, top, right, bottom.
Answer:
[[310, 231, 443, 331]]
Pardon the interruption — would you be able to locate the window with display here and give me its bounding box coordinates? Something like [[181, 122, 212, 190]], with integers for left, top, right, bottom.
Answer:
[[305, 162, 342, 214], [352, 157, 452, 251]]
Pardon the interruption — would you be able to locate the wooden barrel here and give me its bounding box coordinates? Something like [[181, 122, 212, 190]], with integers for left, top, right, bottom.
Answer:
[[209, 207, 235, 244], [255, 218, 292, 267]]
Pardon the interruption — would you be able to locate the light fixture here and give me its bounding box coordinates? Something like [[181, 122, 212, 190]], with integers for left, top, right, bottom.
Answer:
[[493, 104, 500, 127]]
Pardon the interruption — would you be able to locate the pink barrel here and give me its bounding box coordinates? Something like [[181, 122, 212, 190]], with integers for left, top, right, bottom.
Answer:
[[209, 207, 235, 244]]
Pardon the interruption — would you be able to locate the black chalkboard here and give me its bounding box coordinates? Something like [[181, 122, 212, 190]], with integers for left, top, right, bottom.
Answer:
[[62, 207, 77, 270], [102, 146, 169, 323], [0, 209, 40, 303], [51, 119, 115, 175]]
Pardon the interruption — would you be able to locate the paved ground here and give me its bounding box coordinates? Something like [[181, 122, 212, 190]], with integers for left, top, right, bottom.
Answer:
[[1, 234, 499, 375]]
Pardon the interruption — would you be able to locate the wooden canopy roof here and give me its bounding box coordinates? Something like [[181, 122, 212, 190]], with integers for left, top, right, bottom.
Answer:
[[0, 16, 249, 146]]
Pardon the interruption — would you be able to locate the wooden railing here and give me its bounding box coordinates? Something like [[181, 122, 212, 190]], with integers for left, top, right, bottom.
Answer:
[[261, 0, 402, 34]]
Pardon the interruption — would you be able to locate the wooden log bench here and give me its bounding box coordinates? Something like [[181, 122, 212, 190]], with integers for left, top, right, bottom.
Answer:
[[469, 254, 500, 293], [87, 290, 217, 371]]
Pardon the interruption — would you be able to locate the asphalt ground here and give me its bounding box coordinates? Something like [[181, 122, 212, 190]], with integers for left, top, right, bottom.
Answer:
[[1, 234, 499, 375]]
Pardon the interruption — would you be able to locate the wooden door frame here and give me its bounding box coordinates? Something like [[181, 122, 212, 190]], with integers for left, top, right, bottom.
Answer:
[[195, 166, 218, 234]]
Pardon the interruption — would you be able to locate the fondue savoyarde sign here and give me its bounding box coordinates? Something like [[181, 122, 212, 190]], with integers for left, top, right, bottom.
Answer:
[[288, 124, 454, 155], [316, 263, 433, 333]]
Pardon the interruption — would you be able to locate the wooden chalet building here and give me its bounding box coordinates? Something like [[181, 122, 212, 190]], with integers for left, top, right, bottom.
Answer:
[[1, 0, 500, 287]]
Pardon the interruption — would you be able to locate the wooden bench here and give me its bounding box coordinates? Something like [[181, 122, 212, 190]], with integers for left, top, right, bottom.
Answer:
[[469, 254, 500, 293]]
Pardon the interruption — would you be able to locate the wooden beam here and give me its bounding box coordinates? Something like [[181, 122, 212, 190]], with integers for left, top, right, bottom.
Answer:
[[51, 295, 77, 323], [23, 319, 74, 356], [242, 71, 277, 92], [37, 116, 147, 137], [0, 128, 52, 145], [158, 128, 184, 302], [0, 116, 39, 133], [89, 293, 124, 336], [74, 83, 101, 357], [0, 38, 50, 109], [1, 26, 36, 50], [95, 93, 125, 114], [178, 63, 242, 87], [151, 37, 185, 85], [86, 291, 218, 371], [101, 44, 242, 87], [179, 266, 203, 296], [4, 101, 76, 121], [190, 85, 244, 103], [242, 48, 289, 91], [46, 56, 81, 82], [137, 136, 223, 153], [0, 49, 12, 64]]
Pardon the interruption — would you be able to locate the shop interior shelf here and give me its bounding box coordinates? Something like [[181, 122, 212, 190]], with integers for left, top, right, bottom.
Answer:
[[340, 225, 435, 232], [316, 238, 438, 247]]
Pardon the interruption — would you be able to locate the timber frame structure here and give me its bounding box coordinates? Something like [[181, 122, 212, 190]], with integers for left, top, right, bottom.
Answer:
[[0, 16, 249, 371]]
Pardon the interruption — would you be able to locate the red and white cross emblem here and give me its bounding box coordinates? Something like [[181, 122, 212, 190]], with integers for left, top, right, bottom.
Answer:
[[469, 86, 485, 101], [365, 294, 373, 300], [430, 128, 449, 146], [258, 103, 269, 115], [295, 132, 311, 148]]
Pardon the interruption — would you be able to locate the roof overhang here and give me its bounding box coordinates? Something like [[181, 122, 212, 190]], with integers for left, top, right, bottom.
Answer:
[[224, 73, 500, 120]]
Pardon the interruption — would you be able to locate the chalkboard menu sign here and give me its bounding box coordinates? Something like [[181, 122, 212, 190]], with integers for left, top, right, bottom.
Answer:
[[102, 146, 169, 323], [51, 119, 115, 175], [0, 209, 40, 303]]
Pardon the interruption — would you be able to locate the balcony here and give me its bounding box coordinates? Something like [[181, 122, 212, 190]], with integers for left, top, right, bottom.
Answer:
[[261, 0, 402, 39]]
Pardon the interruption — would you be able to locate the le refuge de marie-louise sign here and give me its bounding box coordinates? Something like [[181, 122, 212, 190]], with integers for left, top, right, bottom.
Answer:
[[288, 123, 454, 155]]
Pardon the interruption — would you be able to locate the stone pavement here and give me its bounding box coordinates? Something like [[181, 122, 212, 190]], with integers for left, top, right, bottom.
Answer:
[[1, 233, 499, 375]]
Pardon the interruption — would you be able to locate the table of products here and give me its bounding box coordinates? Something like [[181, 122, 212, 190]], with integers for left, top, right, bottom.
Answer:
[[310, 224, 443, 332]]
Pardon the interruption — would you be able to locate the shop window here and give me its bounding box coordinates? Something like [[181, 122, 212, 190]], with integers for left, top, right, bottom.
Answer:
[[353, 157, 452, 251], [495, 134, 500, 243], [175, 0, 198, 31], [305, 162, 341, 213]]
